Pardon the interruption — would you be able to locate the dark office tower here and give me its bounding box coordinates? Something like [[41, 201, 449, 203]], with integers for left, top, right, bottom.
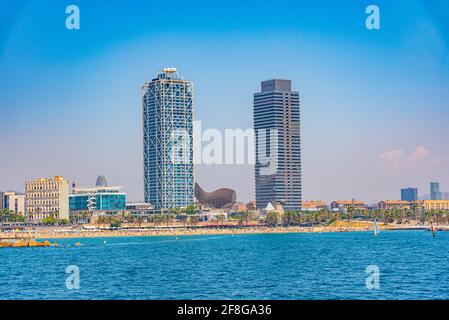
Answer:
[[430, 182, 442, 200], [254, 79, 302, 211], [401, 187, 418, 202]]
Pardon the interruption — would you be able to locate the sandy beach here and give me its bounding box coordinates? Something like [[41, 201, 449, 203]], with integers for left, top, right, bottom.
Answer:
[[0, 226, 369, 240], [0, 220, 431, 240]]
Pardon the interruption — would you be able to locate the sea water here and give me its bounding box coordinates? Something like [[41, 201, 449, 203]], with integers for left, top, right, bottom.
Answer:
[[1, 231, 448, 300]]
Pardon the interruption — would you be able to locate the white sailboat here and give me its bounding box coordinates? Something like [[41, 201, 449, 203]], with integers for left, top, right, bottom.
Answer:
[[373, 219, 380, 237]]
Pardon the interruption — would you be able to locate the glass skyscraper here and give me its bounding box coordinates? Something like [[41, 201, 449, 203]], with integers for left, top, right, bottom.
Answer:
[[254, 79, 302, 211], [401, 187, 418, 202], [142, 68, 194, 209], [430, 182, 442, 200]]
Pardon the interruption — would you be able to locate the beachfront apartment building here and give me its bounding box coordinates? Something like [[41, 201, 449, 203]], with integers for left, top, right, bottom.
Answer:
[[378, 200, 411, 210], [254, 79, 302, 211], [142, 68, 194, 209], [25, 176, 69, 224], [421, 200, 449, 211]]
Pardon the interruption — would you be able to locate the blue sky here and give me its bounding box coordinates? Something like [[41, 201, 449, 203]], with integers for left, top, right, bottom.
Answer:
[[1, 0, 449, 203]]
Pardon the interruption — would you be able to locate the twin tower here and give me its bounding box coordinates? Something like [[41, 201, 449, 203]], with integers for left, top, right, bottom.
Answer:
[[142, 68, 302, 211]]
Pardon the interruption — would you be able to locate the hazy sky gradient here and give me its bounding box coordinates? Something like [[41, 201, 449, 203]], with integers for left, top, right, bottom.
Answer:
[[1, 0, 448, 203]]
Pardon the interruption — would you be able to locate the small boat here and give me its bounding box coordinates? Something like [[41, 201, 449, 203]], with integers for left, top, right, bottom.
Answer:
[[373, 219, 380, 237]]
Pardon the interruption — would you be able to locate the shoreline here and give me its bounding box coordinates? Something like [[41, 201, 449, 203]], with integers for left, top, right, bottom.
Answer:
[[0, 224, 430, 240]]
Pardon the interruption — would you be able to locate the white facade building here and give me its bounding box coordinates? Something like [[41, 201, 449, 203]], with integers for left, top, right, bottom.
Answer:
[[25, 176, 69, 223], [1, 191, 25, 214]]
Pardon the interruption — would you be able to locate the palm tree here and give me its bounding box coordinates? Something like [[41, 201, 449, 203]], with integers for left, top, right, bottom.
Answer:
[[106, 216, 113, 228], [437, 210, 445, 225], [5, 209, 14, 223], [0, 209, 8, 223], [426, 210, 435, 225], [185, 205, 196, 215], [217, 213, 225, 227], [294, 211, 303, 225], [265, 212, 279, 227], [184, 205, 197, 227], [332, 211, 340, 224], [412, 207, 418, 222], [190, 214, 200, 227], [97, 216, 105, 228], [390, 208, 399, 224], [81, 211, 90, 224], [164, 213, 172, 227], [283, 211, 295, 226], [33, 207, 42, 225], [154, 214, 163, 226], [136, 216, 143, 228], [346, 206, 354, 222]]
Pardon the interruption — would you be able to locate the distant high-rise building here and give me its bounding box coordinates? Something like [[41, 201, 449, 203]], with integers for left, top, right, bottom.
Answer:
[[254, 79, 302, 211], [430, 182, 442, 200], [401, 187, 418, 202], [142, 68, 194, 209]]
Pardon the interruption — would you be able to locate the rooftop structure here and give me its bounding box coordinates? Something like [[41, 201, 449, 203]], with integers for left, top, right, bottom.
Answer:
[[95, 175, 108, 187], [302, 201, 327, 211]]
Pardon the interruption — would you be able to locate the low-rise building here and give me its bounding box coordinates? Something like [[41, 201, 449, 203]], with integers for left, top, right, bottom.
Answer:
[[331, 200, 366, 212], [69, 185, 126, 223], [197, 210, 228, 223], [25, 176, 69, 223], [302, 201, 327, 211], [263, 202, 284, 215], [233, 202, 247, 212], [126, 202, 153, 211], [421, 200, 449, 211], [246, 200, 256, 211], [378, 200, 411, 210], [1, 191, 25, 215], [125, 202, 157, 220]]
